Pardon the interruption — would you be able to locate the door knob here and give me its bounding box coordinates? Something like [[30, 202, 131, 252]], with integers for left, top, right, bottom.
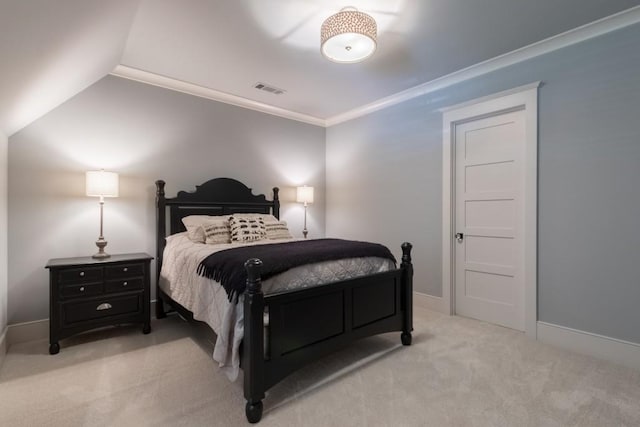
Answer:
[[455, 233, 464, 243]]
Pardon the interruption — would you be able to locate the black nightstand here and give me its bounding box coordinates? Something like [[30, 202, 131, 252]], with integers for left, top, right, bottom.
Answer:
[[45, 253, 153, 354]]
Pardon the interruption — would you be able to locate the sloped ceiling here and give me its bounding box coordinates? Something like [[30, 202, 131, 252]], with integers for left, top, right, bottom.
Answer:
[[0, 0, 140, 136], [2, 0, 640, 135]]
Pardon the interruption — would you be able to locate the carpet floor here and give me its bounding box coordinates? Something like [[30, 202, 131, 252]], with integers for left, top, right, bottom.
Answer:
[[1, 307, 639, 426]]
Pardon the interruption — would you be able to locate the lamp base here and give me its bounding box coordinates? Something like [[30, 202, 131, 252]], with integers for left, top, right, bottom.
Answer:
[[92, 238, 110, 259]]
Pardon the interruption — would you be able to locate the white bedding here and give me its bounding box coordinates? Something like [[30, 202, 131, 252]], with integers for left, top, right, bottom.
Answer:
[[159, 232, 395, 380]]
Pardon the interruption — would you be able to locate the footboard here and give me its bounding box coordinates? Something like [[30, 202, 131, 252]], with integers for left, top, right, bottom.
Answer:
[[243, 243, 413, 423]]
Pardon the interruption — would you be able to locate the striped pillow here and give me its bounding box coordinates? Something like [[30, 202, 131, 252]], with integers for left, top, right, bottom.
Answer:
[[229, 216, 266, 242], [231, 213, 279, 224], [266, 220, 292, 240], [203, 218, 231, 244]]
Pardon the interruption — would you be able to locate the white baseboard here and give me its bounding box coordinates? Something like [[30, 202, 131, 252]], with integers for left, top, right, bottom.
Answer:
[[0, 327, 7, 369], [413, 292, 448, 314], [7, 318, 49, 346], [537, 321, 640, 371]]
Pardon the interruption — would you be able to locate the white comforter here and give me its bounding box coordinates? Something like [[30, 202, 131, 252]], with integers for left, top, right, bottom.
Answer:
[[159, 233, 395, 380]]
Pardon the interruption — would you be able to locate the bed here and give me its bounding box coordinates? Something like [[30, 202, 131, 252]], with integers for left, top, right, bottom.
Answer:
[[155, 178, 413, 423]]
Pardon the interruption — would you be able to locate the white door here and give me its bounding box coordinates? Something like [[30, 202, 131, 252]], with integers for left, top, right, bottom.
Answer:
[[454, 109, 525, 331]]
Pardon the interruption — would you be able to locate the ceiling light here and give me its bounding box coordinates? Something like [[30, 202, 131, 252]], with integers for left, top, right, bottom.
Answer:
[[321, 7, 377, 64]]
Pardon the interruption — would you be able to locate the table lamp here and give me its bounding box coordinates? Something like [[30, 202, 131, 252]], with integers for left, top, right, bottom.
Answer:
[[86, 170, 119, 259], [296, 185, 314, 238]]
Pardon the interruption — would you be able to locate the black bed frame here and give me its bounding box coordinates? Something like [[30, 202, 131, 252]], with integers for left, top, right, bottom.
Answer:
[[155, 178, 413, 423]]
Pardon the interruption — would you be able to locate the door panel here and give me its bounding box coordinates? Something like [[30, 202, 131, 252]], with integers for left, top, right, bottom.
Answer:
[[465, 123, 516, 162], [465, 161, 515, 193], [465, 270, 515, 305], [455, 110, 525, 331], [465, 236, 515, 267], [465, 199, 515, 229]]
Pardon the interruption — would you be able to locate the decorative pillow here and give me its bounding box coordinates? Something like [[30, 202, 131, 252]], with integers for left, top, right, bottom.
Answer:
[[203, 218, 231, 244], [182, 215, 229, 243], [229, 216, 266, 242], [231, 213, 279, 224], [181, 215, 211, 243], [266, 220, 292, 240]]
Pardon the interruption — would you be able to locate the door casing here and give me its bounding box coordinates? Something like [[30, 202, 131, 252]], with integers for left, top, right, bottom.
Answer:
[[441, 82, 539, 338]]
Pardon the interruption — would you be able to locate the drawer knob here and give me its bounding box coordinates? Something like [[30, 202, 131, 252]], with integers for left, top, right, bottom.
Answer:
[[123, 281, 128, 286], [79, 271, 85, 277], [80, 287, 85, 292], [123, 267, 128, 272], [96, 303, 112, 311]]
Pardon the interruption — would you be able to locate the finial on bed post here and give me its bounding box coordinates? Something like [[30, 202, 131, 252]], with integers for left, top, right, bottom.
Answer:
[[156, 180, 165, 198], [272, 187, 280, 219], [401, 242, 412, 264], [243, 258, 265, 423], [245, 258, 263, 294], [400, 242, 413, 346], [155, 180, 167, 319]]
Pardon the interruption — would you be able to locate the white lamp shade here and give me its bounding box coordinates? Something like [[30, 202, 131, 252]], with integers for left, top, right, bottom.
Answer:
[[86, 170, 119, 197], [296, 186, 314, 204]]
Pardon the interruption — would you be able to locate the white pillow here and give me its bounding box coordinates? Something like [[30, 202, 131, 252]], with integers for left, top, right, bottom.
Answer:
[[182, 215, 230, 243], [266, 220, 292, 240], [229, 216, 267, 242], [203, 218, 232, 244]]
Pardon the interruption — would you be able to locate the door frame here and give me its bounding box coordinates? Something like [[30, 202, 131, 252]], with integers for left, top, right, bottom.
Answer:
[[441, 82, 540, 338]]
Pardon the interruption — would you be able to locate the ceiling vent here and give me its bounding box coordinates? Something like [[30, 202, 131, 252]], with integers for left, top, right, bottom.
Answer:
[[254, 82, 286, 95]]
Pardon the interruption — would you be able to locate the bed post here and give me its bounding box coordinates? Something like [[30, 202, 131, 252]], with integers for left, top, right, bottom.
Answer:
[[401, 242, 413, 345], [244, 258, 265, 423], [272, 187, 280, 219], [155, 180, 167, 319]]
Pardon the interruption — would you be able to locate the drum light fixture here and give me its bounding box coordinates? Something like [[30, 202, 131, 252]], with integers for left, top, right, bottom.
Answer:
[[321, 7, 377, 63]]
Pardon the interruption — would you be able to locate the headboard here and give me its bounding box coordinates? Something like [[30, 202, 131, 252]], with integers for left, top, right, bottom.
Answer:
[[155, 178, 280, 278]]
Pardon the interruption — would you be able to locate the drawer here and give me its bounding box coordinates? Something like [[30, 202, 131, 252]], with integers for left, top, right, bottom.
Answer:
[[62, 293, 142, 325], [58, 267, 103, 284], [105, 263, 144, 279], [60, 282, 103, 299], [105, 277, 143, 293]]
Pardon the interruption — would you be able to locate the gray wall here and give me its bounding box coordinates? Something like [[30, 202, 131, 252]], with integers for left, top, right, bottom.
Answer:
[[0, 131, 7, 337], [327, 24, 640, 344], [8, 76, 325, 324]]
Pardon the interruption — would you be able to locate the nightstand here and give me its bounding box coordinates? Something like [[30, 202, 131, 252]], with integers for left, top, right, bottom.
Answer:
[[45, 253, 153, 354]]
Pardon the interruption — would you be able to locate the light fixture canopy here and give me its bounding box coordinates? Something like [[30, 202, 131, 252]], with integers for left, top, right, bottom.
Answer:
[[321, 7, 377, 63]]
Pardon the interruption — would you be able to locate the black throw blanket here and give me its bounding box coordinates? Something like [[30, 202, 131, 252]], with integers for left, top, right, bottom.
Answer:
[[197, 238, 396, 302]]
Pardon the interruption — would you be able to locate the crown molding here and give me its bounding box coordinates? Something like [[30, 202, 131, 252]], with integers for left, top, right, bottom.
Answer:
[[110, 7, 640, 129], [326, 6, 640, 126], [110, 65, 327, 127]]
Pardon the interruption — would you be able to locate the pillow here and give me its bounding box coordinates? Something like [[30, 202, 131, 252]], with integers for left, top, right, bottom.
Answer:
[[231, 213, 279, 224], [229, 216, 266, 242], [182, 215, 230, 243], [266, 220, 292, 240], [203, 218, 231, 244]]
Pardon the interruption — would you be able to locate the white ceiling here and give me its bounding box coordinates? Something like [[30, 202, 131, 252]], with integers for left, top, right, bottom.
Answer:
[[2, 0, 640, 135]]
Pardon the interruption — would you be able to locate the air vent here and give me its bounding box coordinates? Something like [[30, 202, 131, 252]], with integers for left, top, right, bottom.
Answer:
[[254, 82, 286, 95]]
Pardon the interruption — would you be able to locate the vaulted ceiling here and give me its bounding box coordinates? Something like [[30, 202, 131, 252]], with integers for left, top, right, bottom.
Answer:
[[2, 0, 640, 135]]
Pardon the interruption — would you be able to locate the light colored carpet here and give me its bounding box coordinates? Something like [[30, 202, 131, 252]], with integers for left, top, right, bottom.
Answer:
[[1, 307, 639, 426]]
